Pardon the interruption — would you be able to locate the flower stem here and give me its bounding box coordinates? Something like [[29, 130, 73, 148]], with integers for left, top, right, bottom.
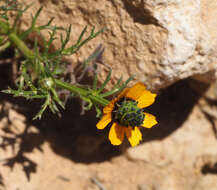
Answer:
[[0, 18, 109, 107], [0, 19, 35, 59], [0, 41, 11, 52], [0, 19, 10, 34], [9, 32, 35, 59], [54, 79, 109, 106]]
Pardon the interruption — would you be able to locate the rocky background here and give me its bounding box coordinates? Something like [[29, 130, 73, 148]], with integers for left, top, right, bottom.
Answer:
[[0, 0, 217, 189]]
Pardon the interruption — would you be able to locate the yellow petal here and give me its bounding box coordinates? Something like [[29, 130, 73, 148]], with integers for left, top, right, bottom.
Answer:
[[141, 113, 158, 128], [125, 82, 147, 100], [137, 92, 157, 108], [103, 88, 130, 114], [108, 123, 125, 146], [125, 127, 142, 147], [96, 114, 112, 130], [103, 99, 116, 114], [117, 88, 129, 99]]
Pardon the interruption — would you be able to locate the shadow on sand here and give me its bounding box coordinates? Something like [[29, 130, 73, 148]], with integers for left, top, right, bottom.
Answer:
[[0, 60, 209, 182]]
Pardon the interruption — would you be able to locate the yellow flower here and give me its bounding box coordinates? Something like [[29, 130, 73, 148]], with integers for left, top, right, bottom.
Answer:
[[96, 82, 158, 147]]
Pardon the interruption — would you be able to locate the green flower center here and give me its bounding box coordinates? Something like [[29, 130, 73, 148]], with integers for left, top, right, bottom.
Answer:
[[113, 99, 144, 127]]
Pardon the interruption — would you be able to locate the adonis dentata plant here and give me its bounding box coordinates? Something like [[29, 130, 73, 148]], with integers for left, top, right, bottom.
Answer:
[[0, 0, 157, 146]]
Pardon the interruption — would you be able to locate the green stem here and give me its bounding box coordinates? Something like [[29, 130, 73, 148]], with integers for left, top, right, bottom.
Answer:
[[0, 19, 109, 107], [8, 32, 35, 60], [0, 19, 10, 34], [0, 41, 10, 52], [54, 79, 109, 107], [0, 19, 35, 60]]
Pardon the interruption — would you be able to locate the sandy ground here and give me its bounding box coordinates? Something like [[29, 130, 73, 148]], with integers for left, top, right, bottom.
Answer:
[[1, 78, 217, 190]]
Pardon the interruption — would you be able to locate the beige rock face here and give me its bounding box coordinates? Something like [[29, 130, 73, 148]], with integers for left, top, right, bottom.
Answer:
[[17, 0, 217, 90]]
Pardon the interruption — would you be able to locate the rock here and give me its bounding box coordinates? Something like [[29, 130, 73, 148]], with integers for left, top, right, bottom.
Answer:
[[193, 175, 217, 190], [138, 184, 152, 190], [15, 0, 217, 90]]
